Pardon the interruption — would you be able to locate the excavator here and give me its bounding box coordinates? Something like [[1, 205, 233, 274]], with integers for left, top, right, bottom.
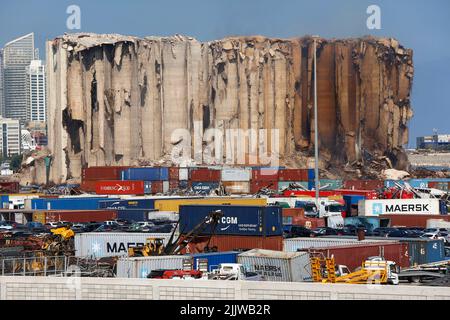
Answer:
[[311, 256, 399, 285], [128, 210, 224, 257]]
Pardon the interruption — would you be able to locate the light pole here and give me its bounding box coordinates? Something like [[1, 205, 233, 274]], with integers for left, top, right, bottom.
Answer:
[[313, 36, 320, 208]]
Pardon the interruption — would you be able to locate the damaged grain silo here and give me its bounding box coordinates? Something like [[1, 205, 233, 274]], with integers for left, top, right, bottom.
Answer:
[[45, 33, 413, 184]]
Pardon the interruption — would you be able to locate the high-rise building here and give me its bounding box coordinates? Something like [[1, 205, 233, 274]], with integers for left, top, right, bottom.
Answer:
[[0, 49, 4, 117], [26, 60, 46, 122], [0, 117, 21, 157], [3, 33, 35, 123]]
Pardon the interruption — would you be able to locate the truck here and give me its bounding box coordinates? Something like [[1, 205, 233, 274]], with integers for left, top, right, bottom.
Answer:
[[208, 263, 264, 281]]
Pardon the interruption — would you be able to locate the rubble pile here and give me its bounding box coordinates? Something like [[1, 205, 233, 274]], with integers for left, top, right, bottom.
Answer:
[[43, 33, 413, 184]]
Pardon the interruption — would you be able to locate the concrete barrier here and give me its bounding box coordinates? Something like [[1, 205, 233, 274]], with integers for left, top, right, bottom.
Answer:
[[0, 276, 449, 300]]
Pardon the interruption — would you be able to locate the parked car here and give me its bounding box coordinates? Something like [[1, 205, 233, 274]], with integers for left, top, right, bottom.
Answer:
[[387, 229, 415, 238], [310, 227, 342, 237], [70, 223, 87, 233], [94, 224, 121, 232], [283, 225, 313, 238], [372, 227, 399, 237], [83, 222, 104, 232], [342, 225, 370, 236]]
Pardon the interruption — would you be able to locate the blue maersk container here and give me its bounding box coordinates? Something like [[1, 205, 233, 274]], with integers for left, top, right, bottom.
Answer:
[[98, 199, 155, 210], [399, 239, 445, 266], [179, 205, 283, 236], [30, 197, 119, 210], [116, 209, 157, 222], [191, 251, 239, 272], [121, 167, 169, 181]]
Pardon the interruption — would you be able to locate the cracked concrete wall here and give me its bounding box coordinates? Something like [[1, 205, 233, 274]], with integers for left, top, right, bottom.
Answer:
[[45, 33, 413, 184]]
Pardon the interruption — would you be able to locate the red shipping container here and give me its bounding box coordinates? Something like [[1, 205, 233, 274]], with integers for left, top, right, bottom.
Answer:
[[278, 169, 308, 181], [80, 180, 97, 192], [250, 181, 278, 193], [282, 208, 326, 229], [150, 181, 163, 194], [95, 180, 145, 195], [283, 190, 339, 197], [343, 180, 384, 190], [180, 235, 283, 254], [380, 214, 450, 228], [82, 166, 132, 181], [335, 189, 379, 200], [0, 182, 20, 193], [169, 180, 180, 190], [303, 242, 410, 271], [252, 169, 280, 181], [168, 167, 179, 180], [190, 169, 221, 182], [40, 210, 118, 223]]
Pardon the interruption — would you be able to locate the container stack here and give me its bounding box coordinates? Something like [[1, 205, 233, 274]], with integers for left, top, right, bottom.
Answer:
[[81, 166, 132, 192], [178, 204, 284, 253], [221, 168, 252, 194], [190, 168, 221, 195]]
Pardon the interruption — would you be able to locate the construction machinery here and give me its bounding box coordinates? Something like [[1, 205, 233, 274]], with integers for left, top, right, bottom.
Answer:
[[128, 209, 224, 257], [311, 256, 399, 285], [42, 225, 75, 256]]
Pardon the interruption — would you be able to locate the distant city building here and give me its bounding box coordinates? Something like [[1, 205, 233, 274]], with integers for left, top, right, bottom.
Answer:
[[26, 60, 46, 122], [3, 33, 36, 123], [0, 117, 21, 157], [417, 134, 450, 151], [0, 49, 4, 117], [26, 120, 47, 147]]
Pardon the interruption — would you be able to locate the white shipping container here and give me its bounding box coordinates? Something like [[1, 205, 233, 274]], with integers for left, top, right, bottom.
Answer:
[[358, 199, 441, 217], [179, 168, 189, 181], [163, 181, 170, 193], [221, 168, 251, 182], [223, 182, 250, 194], [426, 219, 450, 229], [283, 238, 393, 253], [237, 249, 312, 282], [74, 232, 175, 258], [117, 255, 191, 278]]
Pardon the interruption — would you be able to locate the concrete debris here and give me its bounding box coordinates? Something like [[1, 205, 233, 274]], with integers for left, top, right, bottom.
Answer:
[[382, 169, 410, 180], [43, 33, 414, 184]]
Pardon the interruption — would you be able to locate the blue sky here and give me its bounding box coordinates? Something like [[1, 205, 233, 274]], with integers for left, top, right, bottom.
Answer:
[[1, 0, 449, 147]]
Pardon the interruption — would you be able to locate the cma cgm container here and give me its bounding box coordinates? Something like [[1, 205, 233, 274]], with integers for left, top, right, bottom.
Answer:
[[154, 197, 267, 212], [74, 232, 174, 258], [30, 197, 117, 210], [121, 167, 169, 181], [182, 235, 284, 253], [95, 180, 145, 195], [117, 256, 191, 278], [98, 198, 155, 210], [191, 251, 239, 271], [179, 205, 283, 236], [32, 210, 118, 224], [300, 242, 410, 271], [358, 199, 443, 217], [237, 249, 312, 282], [191, 182, 220, 194]]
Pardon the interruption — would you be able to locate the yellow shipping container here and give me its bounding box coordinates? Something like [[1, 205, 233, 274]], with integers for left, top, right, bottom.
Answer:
[[154, 197, 267, 212], [32, 211, 46, 224]]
